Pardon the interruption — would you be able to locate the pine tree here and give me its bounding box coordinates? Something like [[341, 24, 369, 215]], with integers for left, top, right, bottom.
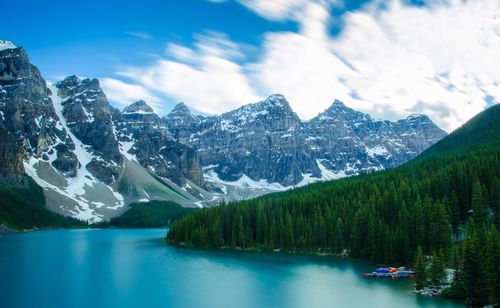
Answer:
[[471, 181, 488, 227], [414, 246, 428, 290], [429, 251, 446, 285], [485, 225, 500, 305], [449, 191, 460, 240], [237, 215, 245, 248], [462, 230, 489, 307]]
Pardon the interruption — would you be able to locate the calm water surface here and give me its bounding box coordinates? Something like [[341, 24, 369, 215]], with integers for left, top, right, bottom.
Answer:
[[0, 229, 464, 308]]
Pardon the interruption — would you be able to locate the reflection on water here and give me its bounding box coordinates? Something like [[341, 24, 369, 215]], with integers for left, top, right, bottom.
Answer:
[[0, 229, 464, 308]]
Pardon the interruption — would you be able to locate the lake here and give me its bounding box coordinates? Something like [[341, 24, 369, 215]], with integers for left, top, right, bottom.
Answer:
[[0, 229, 463, 308]]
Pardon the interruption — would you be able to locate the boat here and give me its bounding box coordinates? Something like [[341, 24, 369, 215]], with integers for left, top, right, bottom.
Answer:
[[362, 267, 415, 279]]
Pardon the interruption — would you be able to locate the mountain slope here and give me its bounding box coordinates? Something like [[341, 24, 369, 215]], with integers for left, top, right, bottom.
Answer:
[[0, 41, 446, 223], [0, 177, 83, 230], [416, 103, 500, 159], [167, 104, 500, 265], [166, 95, 446, 196], [0, 44, 212, 222]]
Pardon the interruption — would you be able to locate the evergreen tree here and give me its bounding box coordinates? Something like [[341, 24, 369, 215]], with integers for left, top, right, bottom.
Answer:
[[471, 181, 489, 227], [462, 231, 489, 307], [429, 251, 446, 285], [485, 225, 500, 305], [414, 246, 428, 290]]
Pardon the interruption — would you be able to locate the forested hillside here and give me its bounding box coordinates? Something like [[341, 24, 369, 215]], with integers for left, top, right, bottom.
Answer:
[[107, 201, 195, 228], [167, 105, 500, 306], [0, 178, 84, 230]]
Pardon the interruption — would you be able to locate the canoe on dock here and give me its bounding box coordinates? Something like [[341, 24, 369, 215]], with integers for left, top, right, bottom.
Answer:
[[362, 267, 415, 279]]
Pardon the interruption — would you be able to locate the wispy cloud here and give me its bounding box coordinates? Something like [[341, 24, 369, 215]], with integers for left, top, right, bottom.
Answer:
[[125, 31, 153, 40], [100, 78, 161, 112], [107, 0, 500, 131], [116, 32, 259, 115]]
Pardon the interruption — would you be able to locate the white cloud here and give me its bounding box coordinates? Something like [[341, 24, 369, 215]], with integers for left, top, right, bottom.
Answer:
[[117, 32, 259, 115], [237, 0, 340, 22], [100, 78, 162, 112], [107, 0, 500, 131], [125, 31, 153, 40], [251, 0, 500, 131], [328, 0, 500, 130]]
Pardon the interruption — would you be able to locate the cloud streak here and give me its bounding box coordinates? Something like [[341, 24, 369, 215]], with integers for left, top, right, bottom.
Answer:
[[125, 31, 153, 40], [116, 32, 259, 115], [105, 0, 500, 131], [100, 78, 161, 112]]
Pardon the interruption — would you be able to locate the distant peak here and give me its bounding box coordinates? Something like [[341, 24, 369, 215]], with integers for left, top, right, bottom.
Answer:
[[262, 94, 291, 109], [0, 40, 16, 52], [168, 102, 195, 118], [332, 99, 345, 106], [55, 75, 100, 91], [406, 113, 430, 121], [61, 75, 81, 84], [324, 99, 351, 114], [172, 102, 190, 113], [268, 93, 285, 100], [123, 100, 155, 114]]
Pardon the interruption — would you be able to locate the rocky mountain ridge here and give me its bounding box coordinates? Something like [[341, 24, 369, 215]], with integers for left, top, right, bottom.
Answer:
[[0, 42, 447, 222], [165, 95, 446, 189]]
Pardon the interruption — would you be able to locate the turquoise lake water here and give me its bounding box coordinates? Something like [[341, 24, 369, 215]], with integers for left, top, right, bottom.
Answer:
[[0, 229, 464, 308]]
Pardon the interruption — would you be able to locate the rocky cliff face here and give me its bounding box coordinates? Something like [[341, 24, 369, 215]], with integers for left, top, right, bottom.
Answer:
[[0, 44, 76, 184], [115, 100, 204, 187], [54, 76, 123, 184], [0, 43, 208, 222], [0, 40, 448, 222], [0, 128, 27, 187], [172, 95, 320, 186], [303, 100, 446, 176], [165, 96, 447, 188]]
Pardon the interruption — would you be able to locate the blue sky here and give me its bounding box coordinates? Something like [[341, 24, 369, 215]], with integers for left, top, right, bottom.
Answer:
[[3, 0, 500, 131]]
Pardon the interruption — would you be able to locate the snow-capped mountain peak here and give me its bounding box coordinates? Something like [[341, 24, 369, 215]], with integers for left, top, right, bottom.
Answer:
[[0, 40, 16, 51], [123, 100, 155, 115]]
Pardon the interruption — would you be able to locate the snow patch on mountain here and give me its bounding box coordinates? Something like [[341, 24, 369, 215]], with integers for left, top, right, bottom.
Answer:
[[0, 40, 16, 51]]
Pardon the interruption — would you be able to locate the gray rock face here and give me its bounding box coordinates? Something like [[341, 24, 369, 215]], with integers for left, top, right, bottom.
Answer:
[[166, 95, 447, 186], [0, 128, 27, 187], [0, 46, 76, 180], [0, 44, 208, 221], [0, 40, 448, 222], [116, 100, 203, 187], [303, 100, 447, 176]]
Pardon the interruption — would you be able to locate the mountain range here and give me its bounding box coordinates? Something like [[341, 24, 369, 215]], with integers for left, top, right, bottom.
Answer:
[[0, 40, 446, 222]]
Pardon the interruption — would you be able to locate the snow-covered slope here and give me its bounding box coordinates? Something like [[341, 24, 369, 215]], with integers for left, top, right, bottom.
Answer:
[[165, 95, 446, 199], [0, 42, 447, 222], [0, 40, 16, 51]]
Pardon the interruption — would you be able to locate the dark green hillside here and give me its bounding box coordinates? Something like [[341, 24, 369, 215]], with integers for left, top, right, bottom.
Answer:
[[167, 105, 500, 306], [108, 201, 196, 228], [0, 178, 84, 230], [416, 103, 500, 159]]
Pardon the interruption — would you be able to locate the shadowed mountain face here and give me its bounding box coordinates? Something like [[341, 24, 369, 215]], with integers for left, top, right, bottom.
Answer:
[[0, 42, 446, 222], [165, 96, 446, 187]]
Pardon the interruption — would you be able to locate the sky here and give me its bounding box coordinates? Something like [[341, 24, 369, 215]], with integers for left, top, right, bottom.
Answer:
[[2, 0, 500, 132]]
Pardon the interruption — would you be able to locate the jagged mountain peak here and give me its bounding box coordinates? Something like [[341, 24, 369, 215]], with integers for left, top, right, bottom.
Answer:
[[261, 94, 292, 110], [166, 102, 200, 127], [171, 102, 190, 113], [123, 100, 155, 115], [223, 93, 297, 122], [311, 99, 370, 124], [324, 99, 355, 113], [0, 40, 17, 52], [168, 102, 196, 119], [56, 75, 101, 92], [0, 44, 29, 63], [405, 113, 431, 122]]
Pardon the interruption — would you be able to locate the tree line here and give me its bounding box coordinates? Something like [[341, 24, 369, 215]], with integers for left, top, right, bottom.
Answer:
[[168, 147, 500, 306]]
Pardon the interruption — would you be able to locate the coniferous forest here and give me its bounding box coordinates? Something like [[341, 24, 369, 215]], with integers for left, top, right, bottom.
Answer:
[[167, 104, 500, 306]]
